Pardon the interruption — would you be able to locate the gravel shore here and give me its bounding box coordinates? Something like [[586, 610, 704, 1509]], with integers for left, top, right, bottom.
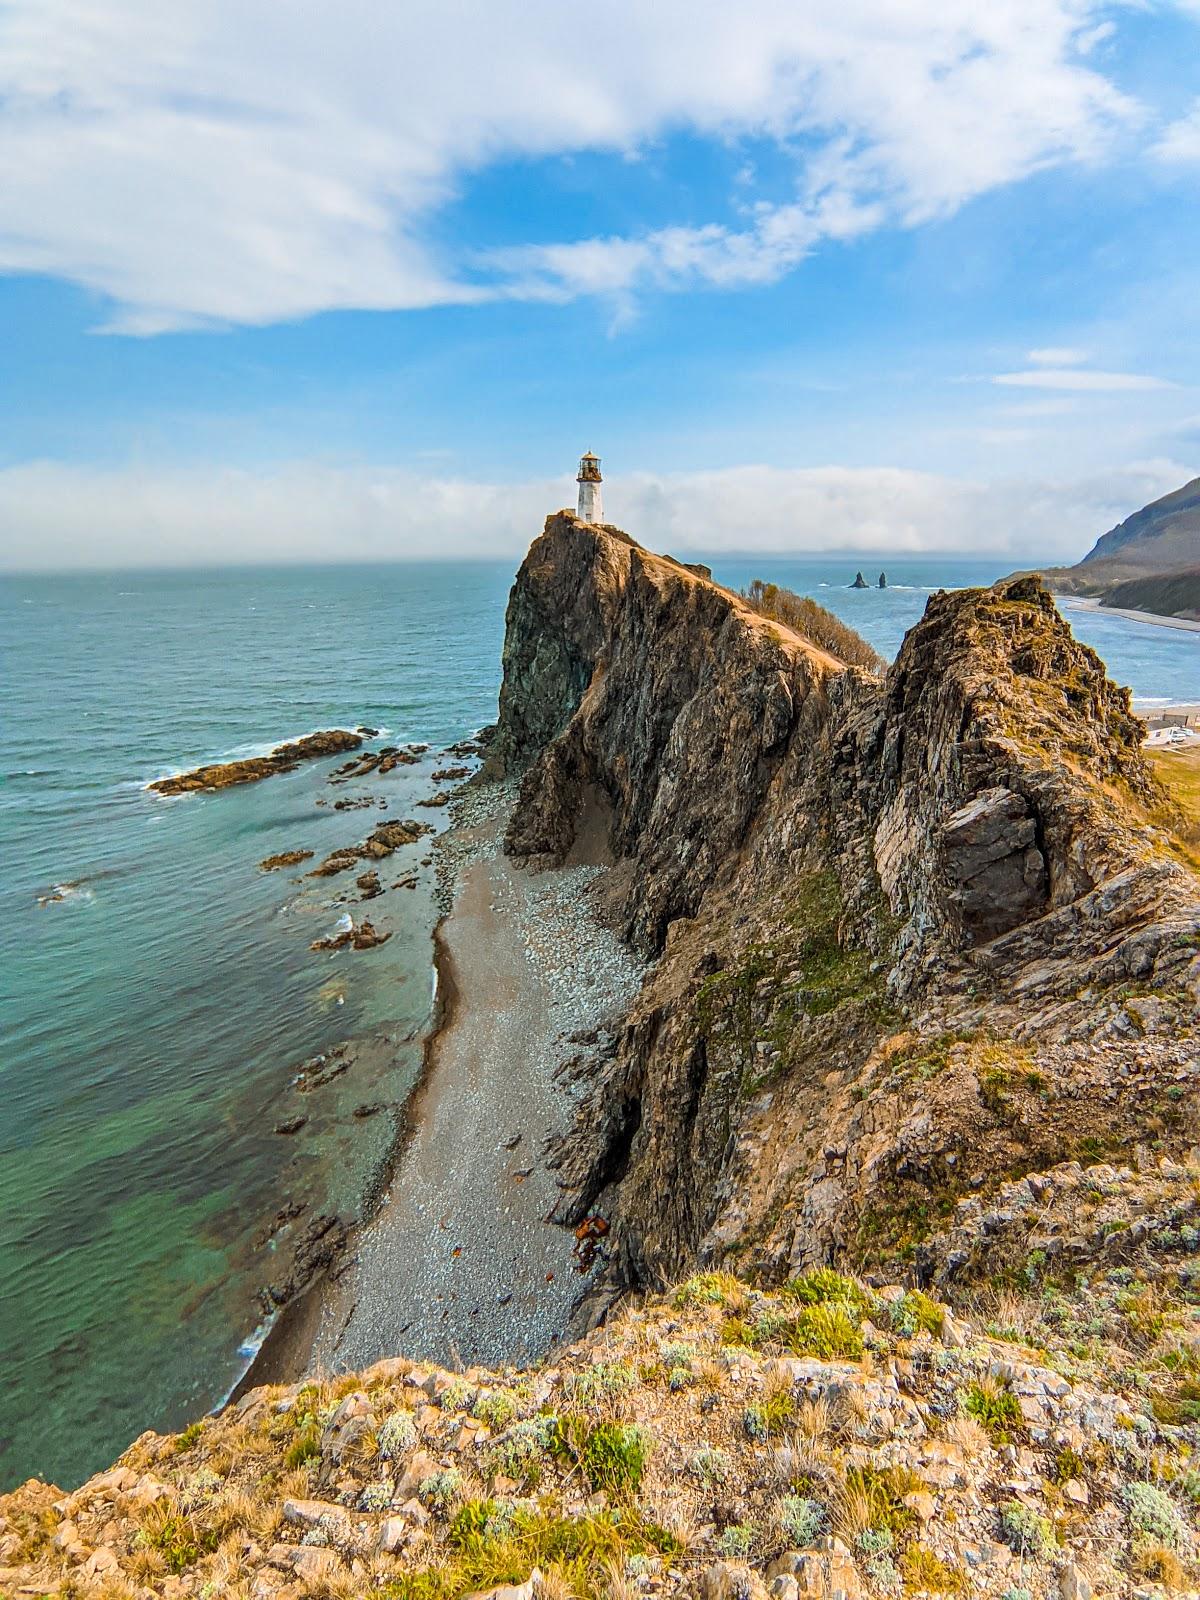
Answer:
[[304, 778, 643, 1375]]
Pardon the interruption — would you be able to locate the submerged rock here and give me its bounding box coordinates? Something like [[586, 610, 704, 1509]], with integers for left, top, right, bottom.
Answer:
[[258, 849, 314, 871], [150, 730, 362, 794], [310, 917, 392, 952], [308, 817, 433, 877]]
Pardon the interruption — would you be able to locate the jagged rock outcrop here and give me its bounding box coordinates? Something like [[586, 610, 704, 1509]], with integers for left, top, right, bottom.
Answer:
[[490, 513, 1200, 1293], [150, 730, 362, 794]]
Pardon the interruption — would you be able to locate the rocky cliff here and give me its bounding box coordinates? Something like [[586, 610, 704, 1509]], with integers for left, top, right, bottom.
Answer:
[[491, 512, 1200, 1296], [5, 511, 1200, 1600]]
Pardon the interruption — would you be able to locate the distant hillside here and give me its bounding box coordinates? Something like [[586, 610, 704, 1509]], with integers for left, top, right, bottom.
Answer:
[[1102, 568, 1200, 621], [1083, 474, 1200, 571], [1033, 474, 1200, 619]]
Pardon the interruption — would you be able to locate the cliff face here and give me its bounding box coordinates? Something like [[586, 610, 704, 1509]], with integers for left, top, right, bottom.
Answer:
[[493, 512, 1200, 1295]]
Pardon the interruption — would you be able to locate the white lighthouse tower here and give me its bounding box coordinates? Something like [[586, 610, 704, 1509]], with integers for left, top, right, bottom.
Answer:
[[576, 451, 604, 523]]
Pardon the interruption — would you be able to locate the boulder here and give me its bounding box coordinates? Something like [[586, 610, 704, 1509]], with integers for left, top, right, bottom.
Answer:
[[938, 787, 1047, 940]]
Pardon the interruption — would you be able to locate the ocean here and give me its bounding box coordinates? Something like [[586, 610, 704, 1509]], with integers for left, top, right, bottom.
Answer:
[[2, 551, 1198, 1492]]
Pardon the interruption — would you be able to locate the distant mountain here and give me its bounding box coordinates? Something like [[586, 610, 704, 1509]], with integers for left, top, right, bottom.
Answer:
[[1082, 475, 1200, 573], [1032, 474, 1200, 620]]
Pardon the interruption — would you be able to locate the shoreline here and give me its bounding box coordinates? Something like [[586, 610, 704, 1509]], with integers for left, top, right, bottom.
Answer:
[[1056, 591, 1200, 636], [236, 775, 643, 1391]]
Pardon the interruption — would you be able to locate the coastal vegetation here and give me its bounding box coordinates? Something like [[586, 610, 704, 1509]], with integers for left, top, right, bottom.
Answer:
[[6, 1262, 1199, 1599], [739, 579, 885, 673]]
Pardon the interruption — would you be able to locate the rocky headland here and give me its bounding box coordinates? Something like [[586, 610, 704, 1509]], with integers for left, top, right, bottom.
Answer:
[[5, 511, 1200, 1600]]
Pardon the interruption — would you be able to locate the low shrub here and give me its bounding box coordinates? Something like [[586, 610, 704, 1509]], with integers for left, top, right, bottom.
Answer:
[[376, 1409, 418, 1461], [777, 1494, 826, 1548], [473, 1389, 519, 1431], [783, 1302, 865, 1361], [961, 1378, 1022, 1444], [900, 1543, 969, 1595], [740, 580, 885, 674], [674, 1272, 745, 1309], [690, 1447, 732, 1486], [998, 1502, 1056, 1558], [581, 1423, 650, 1498], [562, 1363, 636, 1407], [718, 1524, 756, 1560], [782, 1268, 871, 1312], [1125, 1482, 1186, 1548]]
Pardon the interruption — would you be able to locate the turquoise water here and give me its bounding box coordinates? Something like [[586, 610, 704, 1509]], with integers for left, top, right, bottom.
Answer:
[[2, 552, 1198, 1493]]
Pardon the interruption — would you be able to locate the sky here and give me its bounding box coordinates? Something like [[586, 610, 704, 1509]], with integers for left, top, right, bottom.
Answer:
[[2, 0, 1200, 570]]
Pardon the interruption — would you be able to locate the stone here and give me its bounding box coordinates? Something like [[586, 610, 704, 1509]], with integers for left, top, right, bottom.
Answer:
[[464, 1568, 543, 1600], [938, 787, 1047, 940], [396, 1451, 439, 1498], [701, 1563, 770, 1600], [940, 1311, 968, 1349], [282, 1498, 344, 1527], [292, 1546, 340, 1580], [904, 1490, 936, 1522], [377, 1516, 408, 1553], [259, 849, 315, 871], [80, 1546, 120, 1578], [1058, 1561, 1092, 1600]]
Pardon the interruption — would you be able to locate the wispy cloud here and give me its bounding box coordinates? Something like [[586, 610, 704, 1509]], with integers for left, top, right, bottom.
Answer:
[[1027, 347, 1089, 365], [0, 0, 1163, 331], [993, 368, 1176, 391], [0, 457, 1191, 570]]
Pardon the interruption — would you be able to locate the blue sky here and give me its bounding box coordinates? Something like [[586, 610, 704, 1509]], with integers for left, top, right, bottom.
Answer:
[[1, 0, 1199, 568]]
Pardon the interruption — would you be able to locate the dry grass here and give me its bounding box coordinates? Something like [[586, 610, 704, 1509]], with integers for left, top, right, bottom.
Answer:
[[1131, 1542, 1186, 1588], [834, 1385, 871, 1437], [740, 580, 885, 674], [794, 1394, 833, 1444], [942, 1416, 991, 1458]]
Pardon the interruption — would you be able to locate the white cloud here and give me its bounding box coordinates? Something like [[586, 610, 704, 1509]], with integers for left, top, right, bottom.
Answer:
[[994, 368, 1175, 391], [0, 0, 1148, 330], [1155, 99, 1200, 162], [1027, 347, 1089, 365], [0, 456, 1190, 571]]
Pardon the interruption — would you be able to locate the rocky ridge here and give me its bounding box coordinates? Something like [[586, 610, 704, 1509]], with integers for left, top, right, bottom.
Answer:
[[487, 512, 1200, 1295], [5, 512, 1200, 1600]]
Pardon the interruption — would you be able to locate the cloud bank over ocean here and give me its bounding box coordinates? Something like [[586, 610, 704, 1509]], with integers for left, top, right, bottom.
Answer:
[[2, 458, 1191, 571]]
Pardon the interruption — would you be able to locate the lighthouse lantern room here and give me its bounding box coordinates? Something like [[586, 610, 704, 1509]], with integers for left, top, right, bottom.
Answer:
[[576, 451, 603, 523]]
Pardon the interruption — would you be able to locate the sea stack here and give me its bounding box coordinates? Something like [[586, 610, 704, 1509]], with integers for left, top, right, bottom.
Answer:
[[851, 570, 868, 588], [879, 571, 888, 588]]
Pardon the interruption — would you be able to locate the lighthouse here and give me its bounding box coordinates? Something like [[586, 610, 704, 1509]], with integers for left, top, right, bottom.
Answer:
[[576, 451, 603, 523]]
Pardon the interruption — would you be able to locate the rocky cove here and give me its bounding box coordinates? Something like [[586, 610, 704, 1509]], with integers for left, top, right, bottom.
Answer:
[[4, 512, 1200, 1600]]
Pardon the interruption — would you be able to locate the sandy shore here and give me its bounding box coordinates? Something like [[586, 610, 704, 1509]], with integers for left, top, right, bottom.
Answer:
[[277, 781, 644, 1377], [1057, 593, 1200, 635]]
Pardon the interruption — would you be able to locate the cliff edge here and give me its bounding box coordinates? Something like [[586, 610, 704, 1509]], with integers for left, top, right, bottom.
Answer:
[[4, 511, 1200, 1600], [490, 512, 1200, 1293]]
